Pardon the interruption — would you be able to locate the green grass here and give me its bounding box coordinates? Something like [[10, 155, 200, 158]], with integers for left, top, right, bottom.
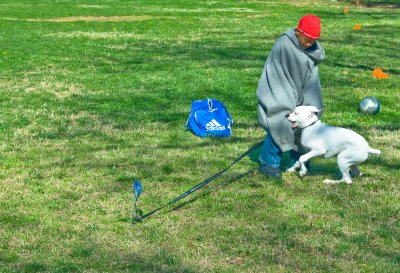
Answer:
[[0, 0, 399, 272]]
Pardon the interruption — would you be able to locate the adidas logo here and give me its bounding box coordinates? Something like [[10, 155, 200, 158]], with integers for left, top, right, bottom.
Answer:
[[206, 119, 226, 131]]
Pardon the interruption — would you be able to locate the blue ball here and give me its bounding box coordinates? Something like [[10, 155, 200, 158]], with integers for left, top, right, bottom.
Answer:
[[359, 96, 380, 115]]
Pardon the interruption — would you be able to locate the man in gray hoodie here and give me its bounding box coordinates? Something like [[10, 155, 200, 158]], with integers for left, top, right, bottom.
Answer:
[[256, 14, 325, 178]]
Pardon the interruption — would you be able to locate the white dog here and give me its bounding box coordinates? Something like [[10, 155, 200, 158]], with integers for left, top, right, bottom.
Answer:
[[286, 105, 381, 184]]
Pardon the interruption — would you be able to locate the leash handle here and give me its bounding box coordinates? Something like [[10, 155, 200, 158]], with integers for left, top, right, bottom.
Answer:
[[132, 180, 142, 222]]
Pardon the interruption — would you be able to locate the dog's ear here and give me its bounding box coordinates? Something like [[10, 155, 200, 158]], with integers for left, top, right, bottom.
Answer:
[[307, 106, 321, 113]]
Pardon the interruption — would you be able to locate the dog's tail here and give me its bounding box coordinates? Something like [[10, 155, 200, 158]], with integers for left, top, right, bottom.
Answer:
[[368, 147, 381, 155]]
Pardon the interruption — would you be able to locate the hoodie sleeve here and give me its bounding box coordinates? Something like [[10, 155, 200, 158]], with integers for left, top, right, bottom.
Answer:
[[257, 37, 298, 116], [256, 36, 298, 151], [267, 42, 299, 113]]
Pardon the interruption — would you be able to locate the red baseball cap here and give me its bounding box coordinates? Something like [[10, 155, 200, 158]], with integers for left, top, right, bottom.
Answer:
[[297, 14, 321, 40]]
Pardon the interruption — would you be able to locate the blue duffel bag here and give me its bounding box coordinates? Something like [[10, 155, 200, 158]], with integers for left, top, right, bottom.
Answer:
[[185, 98, 233, 138]]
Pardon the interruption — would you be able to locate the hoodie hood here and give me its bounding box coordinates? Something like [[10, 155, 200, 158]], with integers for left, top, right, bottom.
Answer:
[[284, 28, 325, 64]]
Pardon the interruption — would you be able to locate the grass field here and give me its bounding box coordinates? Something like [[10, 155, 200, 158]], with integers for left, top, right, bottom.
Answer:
[[0, 0, 399, 272]]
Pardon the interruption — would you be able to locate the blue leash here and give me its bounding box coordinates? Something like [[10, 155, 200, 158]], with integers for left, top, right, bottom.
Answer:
[[132, 140, 263, 224]]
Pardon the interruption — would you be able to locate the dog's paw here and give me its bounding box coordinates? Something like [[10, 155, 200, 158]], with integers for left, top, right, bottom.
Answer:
[[324, 179, 350, 184], [299, 170, 307, 176], [299, 164, 308, 176], [287, 161, 300, 173], [286, 167, 296, 173]]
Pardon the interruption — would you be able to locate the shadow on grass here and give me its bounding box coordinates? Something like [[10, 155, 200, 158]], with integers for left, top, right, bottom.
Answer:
[[169, 167, 259, 214], [367, 154, 400, 170], [16, 249, 199, 273], [365, 2, 400, 8], [59, 23, 399, 144]]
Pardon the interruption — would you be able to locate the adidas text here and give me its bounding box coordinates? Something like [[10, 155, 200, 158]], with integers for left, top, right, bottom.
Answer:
[[206, 119, 226, 131]]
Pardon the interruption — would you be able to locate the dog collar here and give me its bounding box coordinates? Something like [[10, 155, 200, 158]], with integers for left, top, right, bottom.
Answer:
[[303, 120, 320, 129]]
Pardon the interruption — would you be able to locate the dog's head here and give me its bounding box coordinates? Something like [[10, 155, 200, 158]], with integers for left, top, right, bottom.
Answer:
[[287, 106, 321, 128]]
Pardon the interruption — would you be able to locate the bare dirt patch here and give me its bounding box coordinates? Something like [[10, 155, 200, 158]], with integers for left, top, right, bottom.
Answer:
[[77, 5, 109, 9], [8, 15, 157, 22], [244, 0, 321, 6]]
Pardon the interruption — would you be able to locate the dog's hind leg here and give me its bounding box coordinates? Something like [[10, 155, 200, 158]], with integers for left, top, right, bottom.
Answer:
[[324, 153, 353, 184], [340, 168, 352, 184]]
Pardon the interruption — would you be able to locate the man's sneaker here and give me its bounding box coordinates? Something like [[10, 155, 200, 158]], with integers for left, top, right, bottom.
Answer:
[[259, 164, 281, 179]]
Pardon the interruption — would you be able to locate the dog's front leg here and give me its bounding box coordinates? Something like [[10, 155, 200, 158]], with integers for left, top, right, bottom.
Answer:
[[286, 161, 300, 172], [298, 149, 325, 176]]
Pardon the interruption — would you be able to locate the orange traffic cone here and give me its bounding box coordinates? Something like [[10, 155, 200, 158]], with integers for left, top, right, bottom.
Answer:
[[372, 68, 389, 79]]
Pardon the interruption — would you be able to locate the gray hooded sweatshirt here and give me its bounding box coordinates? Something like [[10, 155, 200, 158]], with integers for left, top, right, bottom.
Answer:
[[256, 28, 325, 152]]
